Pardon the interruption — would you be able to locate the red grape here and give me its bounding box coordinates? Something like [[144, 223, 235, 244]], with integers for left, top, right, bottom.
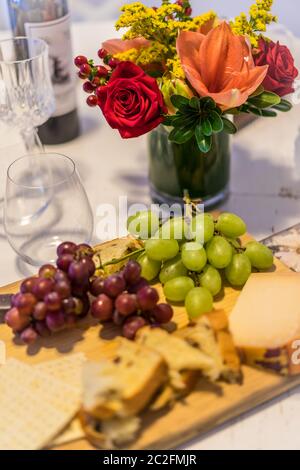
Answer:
[[38, 264, 57, 279], [91, 294, 113, 321], [20, 276, 37, 294], [57, 241, 77, 257], [150, 303, 173, 324], [86, 95, 98, 107], [13, 293, 37, 316], [98, 48, 108, 59], [137, 286, 159, 310], [76, 243, 94, 258], [46, 311, 65, 332], [74, 55, 88, 67], [80, 256, 95, 276], [62, 297, 76, 315], [33, 302, 47, 321], [127, 277, 149, 294], [79, 294, 90, 318], [71, 282, 90, 298], [5, 308, 31, 332], [54, 280, 71, 299], [20, 327, 38, 344], [123, 260, 141, 285], [122, 316, 147, 340], [44, 292, 62, 311], [83, 81, 94, 93], [103, 274, 126, 298], [56, 254, 74, 272], [68, 260, 90, 284], [34, 321, 51, 338], [54, 270, 69, 283], [115, 293, 138, 317], [33, 278, 54, 300], [90, 277, 105, 296]]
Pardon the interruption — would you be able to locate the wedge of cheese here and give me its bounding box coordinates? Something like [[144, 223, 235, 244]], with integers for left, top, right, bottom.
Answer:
[[229, 272, 300, 376]]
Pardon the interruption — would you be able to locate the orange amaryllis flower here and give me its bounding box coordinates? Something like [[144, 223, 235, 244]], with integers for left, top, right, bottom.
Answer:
[[177, 22, 269, 110], [102, 37, 150, 55]]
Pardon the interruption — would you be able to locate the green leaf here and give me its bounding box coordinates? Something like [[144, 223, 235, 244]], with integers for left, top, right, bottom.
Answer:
[[272, 99, 292, 112], [208, 110, 224, 133], [249, 85, 264, 98], [170, 114, 198, 128], [195, 124, 212, 153], [201, 97, 216, 110], [260, 109, 278, 117], [169, 126, 194, 144], [222, 117, 237, 134], [163, 116, 174, 126], [225, 107, 240, 115], [189, 97, 200, 110], [202, 118, 213, 136], [170, 94, 189, 110], [248, 91, 281, 109]]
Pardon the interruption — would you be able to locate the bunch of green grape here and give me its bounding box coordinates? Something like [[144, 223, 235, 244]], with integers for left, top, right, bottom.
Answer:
[[128, 211, 274, 320]]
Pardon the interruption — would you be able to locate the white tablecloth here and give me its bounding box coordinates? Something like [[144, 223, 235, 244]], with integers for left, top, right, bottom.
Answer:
[[1, 21, 300, 450]]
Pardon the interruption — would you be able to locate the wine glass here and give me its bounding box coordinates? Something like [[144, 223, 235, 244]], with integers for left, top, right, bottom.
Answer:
[[0, 37, 55, 153], [4, 153, 94, 266]]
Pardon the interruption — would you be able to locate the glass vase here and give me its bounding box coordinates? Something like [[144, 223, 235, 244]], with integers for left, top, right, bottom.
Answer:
[[148, 125, 230, 209]]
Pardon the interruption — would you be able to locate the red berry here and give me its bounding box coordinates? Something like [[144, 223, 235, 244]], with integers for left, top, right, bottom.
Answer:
[[80, 63, 92, 76], [98, 48, 108, 59], [78, 71, 86, 79], [39, 264, 57, 279], [83, 81, 94, 93], [76, 243, 94, 258], [122, 316, 147, 340], [46, 311, 65, 332], [150, 303, 173, 324], [14, 293, 37, 315], [96, 86, 103, 99], [137, 286, 159, 310], [56, 253, 74, 272], [33, 302, 47, 321], [91, 76, 101, 87], [5, 307, 31, 332], [108, 58, 120, 69], [86, 95, 98, 107], [44, 291, 62, 312], [90, 277, 105, 297], [185, 6, 192, 15], [95, 65, 108, 78], [20, 327, 38, 345], [74, 55, 88, 68], [20, 277, 38, 294]]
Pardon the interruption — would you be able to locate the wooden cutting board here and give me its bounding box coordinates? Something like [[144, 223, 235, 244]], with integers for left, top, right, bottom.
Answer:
[[1, 234, 300, 450]]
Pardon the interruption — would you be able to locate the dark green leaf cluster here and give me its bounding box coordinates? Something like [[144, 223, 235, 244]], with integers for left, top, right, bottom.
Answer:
[[164, 95, 237, 154]]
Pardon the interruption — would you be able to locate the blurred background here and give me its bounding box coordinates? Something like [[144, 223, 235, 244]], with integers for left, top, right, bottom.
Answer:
[[0, 0, 299, 36]]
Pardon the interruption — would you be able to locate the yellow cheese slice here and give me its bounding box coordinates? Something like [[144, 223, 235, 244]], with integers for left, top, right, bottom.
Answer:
[[229, 273, 300, 375]]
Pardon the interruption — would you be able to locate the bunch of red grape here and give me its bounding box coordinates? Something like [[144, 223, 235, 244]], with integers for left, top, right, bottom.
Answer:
[[90, 260, 173, 340], [5, 242, 95, 345]]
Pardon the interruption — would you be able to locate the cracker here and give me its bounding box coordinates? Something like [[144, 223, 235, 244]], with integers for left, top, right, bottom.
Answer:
[[0, 359, 80, 450], [35, 353, 86, 389]]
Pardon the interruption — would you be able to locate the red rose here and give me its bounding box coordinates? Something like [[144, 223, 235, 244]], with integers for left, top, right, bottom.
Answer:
[[254, 38, 298, 97], [97, 61, 167, 138]]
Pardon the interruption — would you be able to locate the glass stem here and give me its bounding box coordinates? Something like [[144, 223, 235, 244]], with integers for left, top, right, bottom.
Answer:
[[21, 127, 44, 154]]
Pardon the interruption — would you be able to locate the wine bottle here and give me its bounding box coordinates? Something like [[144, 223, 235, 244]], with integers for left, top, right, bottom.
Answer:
[[7, 0, 80, 144]]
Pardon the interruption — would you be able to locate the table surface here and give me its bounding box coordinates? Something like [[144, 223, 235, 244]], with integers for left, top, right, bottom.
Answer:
[[1, 21, 300, 450]]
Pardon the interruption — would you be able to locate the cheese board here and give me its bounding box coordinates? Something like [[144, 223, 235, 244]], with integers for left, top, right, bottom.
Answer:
[[1, 234, 300, 450]]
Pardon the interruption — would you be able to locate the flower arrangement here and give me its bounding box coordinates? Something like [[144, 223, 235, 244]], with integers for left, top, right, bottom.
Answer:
[[75, 0, 298, 153]]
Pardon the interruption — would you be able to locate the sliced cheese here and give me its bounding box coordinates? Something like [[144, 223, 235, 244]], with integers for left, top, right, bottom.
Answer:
[[229, 273, 300, 375]]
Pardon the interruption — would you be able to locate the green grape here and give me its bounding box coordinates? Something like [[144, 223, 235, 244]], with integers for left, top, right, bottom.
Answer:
[[127, 210, 159, 239], [185, 287, 213, 319], [244, 241, 274, 270], [159, 255, 188, 284], [156, 217, 190, 241], [225, 253, 252, 287], [137, 253, 161, 282], [215, 213, 247, 238], [206, 236, 232, 269], [198, 265, 222, 297], [145, 238, 179, 262], [181, 242, 207, 272], [163, 276, 195, 302], [191, 213, 214, 244]]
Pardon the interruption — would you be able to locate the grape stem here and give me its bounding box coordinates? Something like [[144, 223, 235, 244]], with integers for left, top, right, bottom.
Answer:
[[98, 248, 146, 269]]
